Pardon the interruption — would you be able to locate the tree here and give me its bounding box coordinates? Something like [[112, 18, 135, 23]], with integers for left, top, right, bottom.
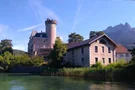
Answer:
[[96, 31, 105, 36], [89, 31, 97, 38], [68, 32, 84, 43], [0, 39, 13, 54], [89, 31, 104, 38], [48, 38, 67, 68], [129, 46, 135, 62], [30, 56, 44, 66]]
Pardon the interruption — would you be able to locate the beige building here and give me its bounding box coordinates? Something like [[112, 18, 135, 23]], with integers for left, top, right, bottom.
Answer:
[[28, 18, 57, 58], [64, 34, 117, 67], [116, 44, 132, 62]]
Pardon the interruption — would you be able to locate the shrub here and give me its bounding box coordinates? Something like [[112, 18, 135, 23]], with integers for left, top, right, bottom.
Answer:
[[91, 62, 104, 69]]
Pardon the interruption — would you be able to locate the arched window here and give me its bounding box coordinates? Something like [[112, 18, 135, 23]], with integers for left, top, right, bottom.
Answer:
[[100, 39, 106, 44]]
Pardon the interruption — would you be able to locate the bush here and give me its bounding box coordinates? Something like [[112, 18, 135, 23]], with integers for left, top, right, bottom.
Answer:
[[91, 62, 104, 69]]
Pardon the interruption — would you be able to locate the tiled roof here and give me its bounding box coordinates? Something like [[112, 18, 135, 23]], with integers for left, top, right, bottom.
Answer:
[[67, 34, 117, 49], [116, 44, 130, 54], [34, 32, 47, 38]]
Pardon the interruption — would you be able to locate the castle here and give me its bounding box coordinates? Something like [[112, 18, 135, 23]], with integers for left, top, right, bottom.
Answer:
[[28, 18, 57, 58], [28, 18, 132, 66]]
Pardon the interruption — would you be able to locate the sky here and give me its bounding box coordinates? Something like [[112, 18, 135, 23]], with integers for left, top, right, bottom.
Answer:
[[0, 0, 135, 51]]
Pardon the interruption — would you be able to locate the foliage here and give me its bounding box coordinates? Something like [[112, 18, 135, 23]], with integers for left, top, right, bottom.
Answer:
[[0, 39, 13, 54], [89, 31, 104, 38], [68, 32, 84, 43], [0, 51, 44, 72], [91, 62, 104, 69], [48, 38, 67, 68], [30, 56, 44, 66]]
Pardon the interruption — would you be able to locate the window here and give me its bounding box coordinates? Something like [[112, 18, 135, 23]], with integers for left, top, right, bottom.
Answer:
[[108, 47, 111, 53], [126, 53, 129, 57], [82, 58, 84, 65], [102, 58, 105, 63], [102, 46, 104, 53], [82, 58, 84, 62], [95, 57, 98, 63], [72, 50, 74, 55], [72, 58, 74, 65], [40, 35, 42, 37], [120, 54, 123, 57], [81, 47, 84, 53], [95, 46, 98, 53], [108, 58, 111, 63]]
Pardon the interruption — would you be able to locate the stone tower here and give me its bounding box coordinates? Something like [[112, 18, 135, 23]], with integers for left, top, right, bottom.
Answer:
[[45, 18, 57, 48]]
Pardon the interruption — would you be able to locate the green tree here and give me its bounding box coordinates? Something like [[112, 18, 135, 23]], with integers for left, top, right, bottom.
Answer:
[[129, 46, 135, 62], [68, 32, 84, 43], [30, 56, 44, 66], [89, 31, 97, 38], [0, 39, 13, 54], [48, 38, 67, 68], [96, 31, 105, 36], [89, 31, 104, 38], [3, 51, 13, 65]]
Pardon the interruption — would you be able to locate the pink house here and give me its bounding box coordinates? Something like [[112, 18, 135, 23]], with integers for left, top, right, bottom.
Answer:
[[64, 34, 118, 67]]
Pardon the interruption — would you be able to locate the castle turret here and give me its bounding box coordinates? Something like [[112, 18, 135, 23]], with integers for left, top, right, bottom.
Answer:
[[45, 18, 57, 48]]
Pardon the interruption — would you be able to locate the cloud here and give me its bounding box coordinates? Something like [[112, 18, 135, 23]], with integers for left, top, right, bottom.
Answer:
[[17, 23, 44, 32], [71, 4, 82, 32], [0, 24, 10, 38], [29, 0, 63, 24]]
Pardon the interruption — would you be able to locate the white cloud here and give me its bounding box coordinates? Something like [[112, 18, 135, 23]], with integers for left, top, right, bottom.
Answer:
[[29, 0, 63, 24], [17, 23, 44, 32], [71, 4, 82, 32]]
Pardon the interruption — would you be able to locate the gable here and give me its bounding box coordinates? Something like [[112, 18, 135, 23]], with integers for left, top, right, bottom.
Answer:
[[67, 34, 117, 50]]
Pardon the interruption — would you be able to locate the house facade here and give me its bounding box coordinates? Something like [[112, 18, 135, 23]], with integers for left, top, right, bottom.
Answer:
[[116, 44, 132, 62], [64, 34, 117, 67], [28, 18, 57, 58]]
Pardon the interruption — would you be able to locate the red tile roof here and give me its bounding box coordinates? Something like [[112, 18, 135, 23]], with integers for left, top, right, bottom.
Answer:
[[116, 44, 130, 54]]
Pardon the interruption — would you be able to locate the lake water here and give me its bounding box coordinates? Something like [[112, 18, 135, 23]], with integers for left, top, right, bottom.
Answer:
[[0, 73, 135, 90]]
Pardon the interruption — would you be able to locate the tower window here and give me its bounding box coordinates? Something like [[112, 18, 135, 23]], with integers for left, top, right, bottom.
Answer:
[[95, 46, 98, 53]]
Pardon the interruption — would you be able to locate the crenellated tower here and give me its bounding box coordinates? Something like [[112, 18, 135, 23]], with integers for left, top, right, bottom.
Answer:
[[45, 18, 57, 48]]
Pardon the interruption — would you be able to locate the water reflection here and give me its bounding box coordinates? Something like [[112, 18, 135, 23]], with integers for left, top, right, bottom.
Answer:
[[0, 74, 134, 90]]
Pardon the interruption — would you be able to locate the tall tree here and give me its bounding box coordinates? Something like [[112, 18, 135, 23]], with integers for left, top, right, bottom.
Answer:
[[48, 38, 67, 68], [0, 39, 13, 54], [68, 32, 84, 43]]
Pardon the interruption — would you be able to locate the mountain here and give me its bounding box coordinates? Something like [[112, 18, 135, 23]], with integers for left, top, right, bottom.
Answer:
[[104, 22, 135, 49], [13, 49, 27, 55]]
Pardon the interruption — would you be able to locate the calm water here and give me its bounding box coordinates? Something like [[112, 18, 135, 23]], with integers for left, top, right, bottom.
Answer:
[[0, 74, 135, 90]]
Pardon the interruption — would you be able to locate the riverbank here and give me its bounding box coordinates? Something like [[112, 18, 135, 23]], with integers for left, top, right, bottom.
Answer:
[[41, 62, 135, 82]]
